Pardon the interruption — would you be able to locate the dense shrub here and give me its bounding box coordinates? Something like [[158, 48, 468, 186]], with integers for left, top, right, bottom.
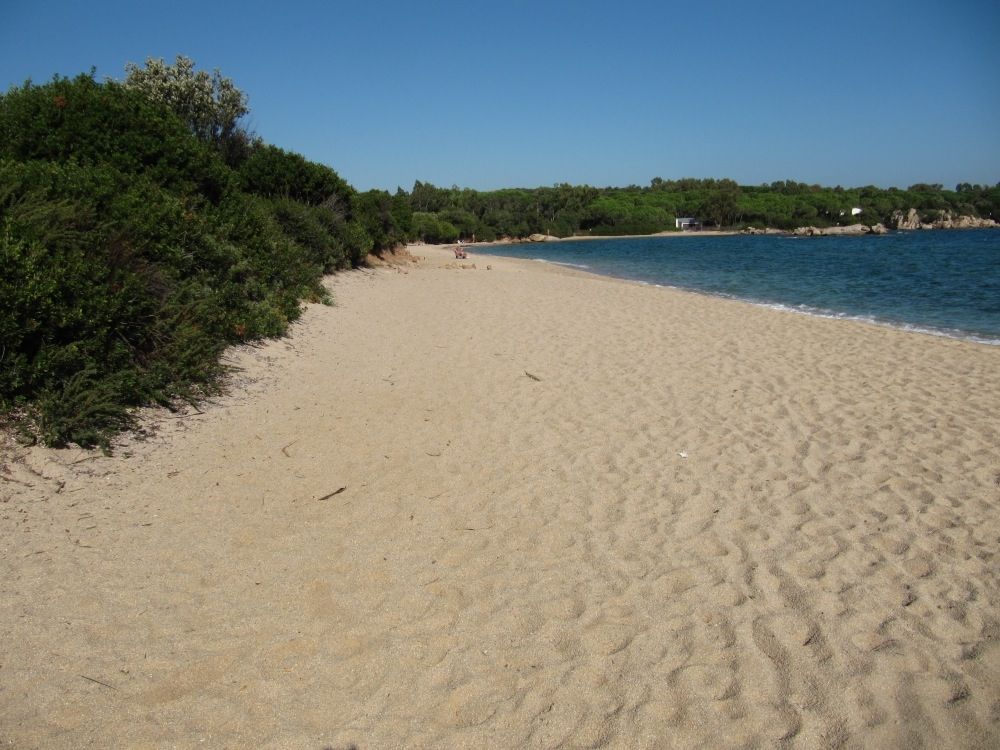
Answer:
[[267, 197, 351, 273], [238, 144, 352, 207], [123, 55, 249, 149], [390, 189, 414, 239], [0, 73, 232, 202], [0, 73, 376, 448], [352, 189, 410, 252], [0, 160, 226, 445], [410, 212, 458, 243]]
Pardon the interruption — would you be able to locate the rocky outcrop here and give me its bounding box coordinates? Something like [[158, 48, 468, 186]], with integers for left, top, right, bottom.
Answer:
[[932, 212, 998, 229], [741, 227, 785, 235], [892, 208, 928, 230], [528, 233, 560, 242], [891, 209, 998, 230], [792, 223, 887, 237]]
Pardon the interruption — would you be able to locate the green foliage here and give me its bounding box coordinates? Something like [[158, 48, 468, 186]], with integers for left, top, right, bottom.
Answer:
[[343, 220, 374, 263], [0, 71, 374, 447], [124, 55, 249, 148], [397, 177, 1000, 240], [390, 188, 414, 239], [352, 189, 408, 252], [438, 207, 478, 238], [473, 224, 497, 242], [699, 179, 741, 227], [267, 197, 350, 273], [0, 73, 233, 202], [35, 368, 134, 449], [410, 212, 457, 243], [238, 144, 352, 207], [410, 180, 449, 212]]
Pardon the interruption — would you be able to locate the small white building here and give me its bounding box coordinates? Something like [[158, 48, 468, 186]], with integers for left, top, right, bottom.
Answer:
[[676, 217, 701, 230]]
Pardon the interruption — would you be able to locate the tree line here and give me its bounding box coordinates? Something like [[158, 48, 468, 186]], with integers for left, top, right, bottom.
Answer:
[[390, 177, 1000, 242]]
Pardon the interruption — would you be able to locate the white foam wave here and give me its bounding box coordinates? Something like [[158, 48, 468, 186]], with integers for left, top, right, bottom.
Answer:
[[531, 258, 591, 270], [499, 251, 1000, 346], [597, 275, 999, 346], [740, 301, 999, 345]]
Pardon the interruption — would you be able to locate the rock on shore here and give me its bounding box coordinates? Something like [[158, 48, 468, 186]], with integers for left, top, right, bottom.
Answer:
[[891, 208, 998, 230], [746, 209, 997, 237], [792, 223, 888, 236]]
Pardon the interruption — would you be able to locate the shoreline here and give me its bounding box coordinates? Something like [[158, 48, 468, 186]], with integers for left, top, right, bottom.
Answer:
[[466, 229, 740, 247], [3, 248, 999, 747], [460, 222, 998, 249], [423, 235, 1000, 348]]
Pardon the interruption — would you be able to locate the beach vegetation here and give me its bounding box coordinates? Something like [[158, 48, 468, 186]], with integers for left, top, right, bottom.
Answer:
[[399, 178, 1000, 240], [123, 55, 249, 158], [0, 65, 403, 448], [353, 189, 410, 251], [239, 144, 351, 206], [411, 212, 459, 243]]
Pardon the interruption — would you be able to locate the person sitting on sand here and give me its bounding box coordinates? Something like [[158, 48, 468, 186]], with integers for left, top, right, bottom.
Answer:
[[453, 246, 467, 259]]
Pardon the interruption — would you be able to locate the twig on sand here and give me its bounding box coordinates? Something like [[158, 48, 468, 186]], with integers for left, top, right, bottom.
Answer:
[[162, 407, 204, 420], [281, 439, 299, 458], [524, 371, 542, 382], [425, 451, 441, 457], [317, 487, 347, 501], [80, 675, 116, 690]]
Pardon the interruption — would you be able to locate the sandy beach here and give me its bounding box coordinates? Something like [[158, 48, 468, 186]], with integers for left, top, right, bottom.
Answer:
[[2, 243, 999, 748]]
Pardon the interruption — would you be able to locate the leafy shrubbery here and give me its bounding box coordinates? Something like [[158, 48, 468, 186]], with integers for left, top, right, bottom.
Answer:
[[351, 189, 411, 251], [239, 144, 351, 205], [411, 212, 458, 244], [0, 68, 394, 448]]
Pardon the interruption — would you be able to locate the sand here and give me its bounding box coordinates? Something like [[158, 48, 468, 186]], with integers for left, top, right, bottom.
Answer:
[[2, 244, 999, 749]]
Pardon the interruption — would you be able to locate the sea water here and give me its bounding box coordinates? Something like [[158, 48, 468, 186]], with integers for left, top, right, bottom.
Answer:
[[483, 229, 1000, 345]]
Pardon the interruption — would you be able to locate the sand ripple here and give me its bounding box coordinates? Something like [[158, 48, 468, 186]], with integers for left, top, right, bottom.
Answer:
[[2, 248, 999, 748]]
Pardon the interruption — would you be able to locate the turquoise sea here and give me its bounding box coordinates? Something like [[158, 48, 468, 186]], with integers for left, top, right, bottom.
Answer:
[[483, 229, 1000, 345]]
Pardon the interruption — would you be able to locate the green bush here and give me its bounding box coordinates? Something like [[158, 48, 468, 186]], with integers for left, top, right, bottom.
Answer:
[[0, 73, 366, 448], [473, 223, 497, 242], [238, 143, 352, 206], [0, 73, 231, 202], [342, 220, 374, 264], [411, 212, 459, 243], [0, 161, 235, 447], [267, 197, 349, 273]]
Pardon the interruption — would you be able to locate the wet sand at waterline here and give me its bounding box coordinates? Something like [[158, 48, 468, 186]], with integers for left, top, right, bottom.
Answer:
[[2, 244, 999, 748]]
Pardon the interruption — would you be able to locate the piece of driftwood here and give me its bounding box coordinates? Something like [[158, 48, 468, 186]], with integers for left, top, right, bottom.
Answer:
[[317, 487, 347, 501], [80, 675, 115, 689]]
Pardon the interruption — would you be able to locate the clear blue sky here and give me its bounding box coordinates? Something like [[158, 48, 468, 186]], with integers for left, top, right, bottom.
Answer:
[[2, 0, 998, 192]]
